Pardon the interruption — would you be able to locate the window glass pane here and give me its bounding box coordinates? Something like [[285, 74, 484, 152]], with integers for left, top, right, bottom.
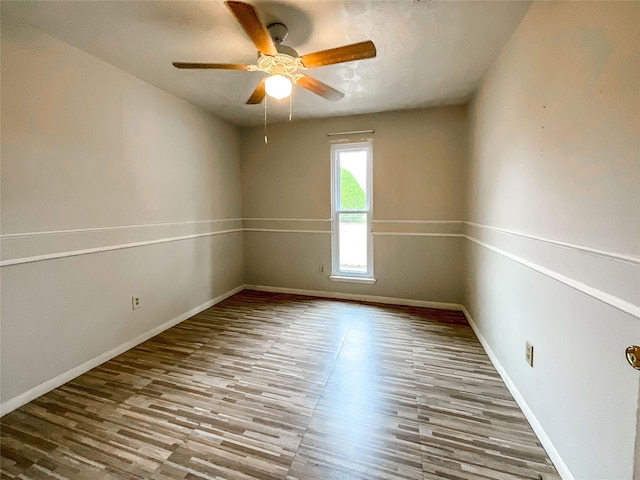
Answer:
[[338, 212, 367, 273], [339, 150, 367, 210]]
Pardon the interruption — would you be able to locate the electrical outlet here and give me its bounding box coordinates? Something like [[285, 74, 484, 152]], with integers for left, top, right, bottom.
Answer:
[[525, 341, 534, 367], [319, 264, 325, 274], [132, 296, 141, 310]]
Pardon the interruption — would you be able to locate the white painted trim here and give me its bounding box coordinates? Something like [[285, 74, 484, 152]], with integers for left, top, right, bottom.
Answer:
[[462, 307, 575, 480], [373, 219, 463, 224], [329, 275, 377, 284], [331, 141, 375, 279], [0, 285, 245, 417], [327, 129, 375, 137], [244, 284, 464, 311], [465, 235, 640, 319], [0, 218, 243, 239], [373, 232, 464, 238], [244, 229, 330, 234], [6, 218, 633, 266], [243, 218, 332, 222], [465, 221, 640, 265], [0, 229, 243, 268]]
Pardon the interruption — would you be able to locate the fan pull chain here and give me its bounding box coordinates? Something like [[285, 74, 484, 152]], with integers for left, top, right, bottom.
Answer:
[[264, 94, 268, 144], [289, 89, 292, 122]]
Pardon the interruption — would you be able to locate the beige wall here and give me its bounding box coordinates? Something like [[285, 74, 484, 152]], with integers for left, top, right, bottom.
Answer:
[[3, 4, 639, 478], [466, 2, 640, 478], [1, 22, 244, 409], [241, 107, 468, 304]]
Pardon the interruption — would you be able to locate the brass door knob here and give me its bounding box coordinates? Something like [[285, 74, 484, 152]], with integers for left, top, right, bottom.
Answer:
[[626, 346, 640, 369]]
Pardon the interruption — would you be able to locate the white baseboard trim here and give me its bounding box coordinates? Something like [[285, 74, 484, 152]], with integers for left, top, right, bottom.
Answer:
[[244, 284, 465, 311], [0, 284, 244, 417], [0, 283, 575, 480], [461, 306, 575, 480]]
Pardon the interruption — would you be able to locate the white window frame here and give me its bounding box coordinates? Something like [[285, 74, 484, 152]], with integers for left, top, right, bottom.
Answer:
[[330, 141, 375, 283]]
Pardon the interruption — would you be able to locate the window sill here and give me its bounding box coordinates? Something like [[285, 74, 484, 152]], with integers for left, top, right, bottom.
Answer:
[[329, 275, 377, 285]]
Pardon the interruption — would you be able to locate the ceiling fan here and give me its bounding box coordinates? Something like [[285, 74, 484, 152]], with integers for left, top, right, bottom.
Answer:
[[172, 1, 377, 104]]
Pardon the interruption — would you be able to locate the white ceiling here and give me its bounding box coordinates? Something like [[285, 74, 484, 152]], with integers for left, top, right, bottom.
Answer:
[[2, 0, 531, 126]]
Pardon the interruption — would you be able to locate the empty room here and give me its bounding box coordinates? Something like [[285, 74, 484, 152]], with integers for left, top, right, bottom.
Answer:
[[1, 1, 638, 479]]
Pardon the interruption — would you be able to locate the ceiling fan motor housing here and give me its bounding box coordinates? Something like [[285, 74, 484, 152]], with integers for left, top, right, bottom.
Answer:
[[267, 22, 298, 56], [267, 22, 288, 45]]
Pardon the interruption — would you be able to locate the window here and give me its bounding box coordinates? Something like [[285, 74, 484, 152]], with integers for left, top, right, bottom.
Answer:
[[330, 141, 374, 282]]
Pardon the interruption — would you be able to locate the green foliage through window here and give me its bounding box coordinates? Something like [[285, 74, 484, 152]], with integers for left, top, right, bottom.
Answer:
[[340, 168, 365, 210]]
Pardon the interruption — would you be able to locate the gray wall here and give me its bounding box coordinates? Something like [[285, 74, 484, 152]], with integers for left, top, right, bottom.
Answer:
[[466, 2, 640, 478], [1, 22, 244, 409], [241, 107, 468, 305]]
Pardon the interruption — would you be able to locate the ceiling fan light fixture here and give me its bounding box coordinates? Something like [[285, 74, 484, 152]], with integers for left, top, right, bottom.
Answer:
[[265, 74, 292, 99], [173, 2, 377, 105]]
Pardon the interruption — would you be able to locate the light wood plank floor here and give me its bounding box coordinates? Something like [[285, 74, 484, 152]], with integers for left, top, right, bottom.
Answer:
[[1, 291, 560, 480]]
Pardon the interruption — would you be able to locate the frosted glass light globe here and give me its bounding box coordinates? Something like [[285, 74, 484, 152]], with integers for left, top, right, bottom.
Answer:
[[265, 74, 292, 99]]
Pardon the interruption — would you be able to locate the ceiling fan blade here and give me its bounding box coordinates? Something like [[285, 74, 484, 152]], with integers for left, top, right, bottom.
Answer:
[[295, 75, 344, 101], [300, 40, 377, 68], [225, 1, 277, 56], [172, 62, 251, 70], [246, 79, 266, 104]]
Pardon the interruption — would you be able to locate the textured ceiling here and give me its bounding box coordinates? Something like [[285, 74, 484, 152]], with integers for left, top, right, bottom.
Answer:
[[2, 0, 531, 126]]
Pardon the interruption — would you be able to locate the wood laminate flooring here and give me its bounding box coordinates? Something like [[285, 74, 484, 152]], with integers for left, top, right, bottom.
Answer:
[[1, 291, 560, 480]]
